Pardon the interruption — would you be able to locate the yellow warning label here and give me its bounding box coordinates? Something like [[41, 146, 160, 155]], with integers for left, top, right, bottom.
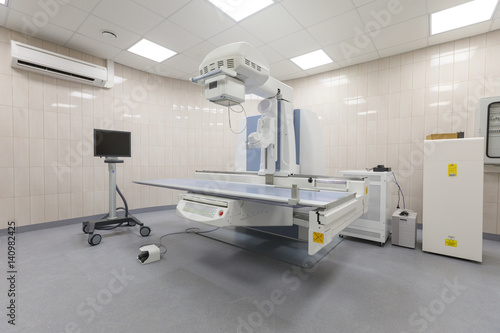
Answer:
[[448, 164, 457, 177], [445, 239, 457, 247], [313, 232, 324, 244], [366, 187, 368, 195]]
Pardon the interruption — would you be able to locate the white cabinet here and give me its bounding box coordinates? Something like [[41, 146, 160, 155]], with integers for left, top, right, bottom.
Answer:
[[339, 171, 393, 245], [422, 138, 484, 262]]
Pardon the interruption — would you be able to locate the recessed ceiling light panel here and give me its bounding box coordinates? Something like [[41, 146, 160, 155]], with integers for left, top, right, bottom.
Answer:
[[127, 39, 176, 63], [431, 0, 498, 35], [291, 50, 333, 70], [0, 0, 8, 6], [207, 0, 274, 21]]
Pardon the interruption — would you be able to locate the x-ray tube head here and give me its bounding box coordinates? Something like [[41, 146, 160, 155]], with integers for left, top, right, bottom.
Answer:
[[205, 75, 245, 106]]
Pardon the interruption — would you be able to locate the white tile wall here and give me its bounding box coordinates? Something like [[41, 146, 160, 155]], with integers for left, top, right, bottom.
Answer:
[[288, 30, 500, 234], [1, 25, 500, 234], [0, 26, 248, 228]]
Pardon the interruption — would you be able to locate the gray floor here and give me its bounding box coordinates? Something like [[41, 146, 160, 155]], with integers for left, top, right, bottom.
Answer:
[[1, 209, 500, 333]]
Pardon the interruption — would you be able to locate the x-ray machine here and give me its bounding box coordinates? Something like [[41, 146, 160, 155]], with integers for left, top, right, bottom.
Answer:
[[136, 42, 368, 256]]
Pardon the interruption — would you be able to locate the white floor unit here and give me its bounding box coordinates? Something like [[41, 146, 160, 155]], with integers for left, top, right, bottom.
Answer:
[[422, 138, 484, 262], [339, 170, 393, 245]]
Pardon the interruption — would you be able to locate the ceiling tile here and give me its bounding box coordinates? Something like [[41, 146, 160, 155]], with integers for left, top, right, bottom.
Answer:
[[305, 62, 341, 76], [8, 2, 88, 32], [323, 35, 377, 62], [162, 54, 199, 74], [281, 0, 354, 27], [239, 4, 302, 43], [377, 38, 428, 58], [0, 5, 8, 26], [494, 5, 500, 19], [5, 10, 73, 45], [281, 71, 307, 81], [68, 0, 101, 12], [353, 0, 377, 7], [357, 0, 427, 27], [66, 33, 122, 60], [76, 15, 141, 50], [370, 15, 429, 50], [426, 0, 471, 13], [169, 0, 235, 40], [145, 19, 202, 53], [113, 50, 158, 71], [337, 51, 379, 68], [268, 59, 303, 78], [208, 25, 264, 48], [0, 0, 498, 82], [30, 23, 75, 46], [256, 44, 287, 65], [183, 41, 218, 63], [132, 0, 191, 18], [92, 0, 164, 35], [267, 30, 321, 58], [307, 10, 365, 46]]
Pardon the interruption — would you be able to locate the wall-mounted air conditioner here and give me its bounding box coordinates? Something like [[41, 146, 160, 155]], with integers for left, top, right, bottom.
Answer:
[[10, 40, 114, 88]]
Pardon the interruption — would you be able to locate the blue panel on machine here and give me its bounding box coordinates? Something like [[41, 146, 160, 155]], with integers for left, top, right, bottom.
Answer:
[[246, 115, 261, 172]]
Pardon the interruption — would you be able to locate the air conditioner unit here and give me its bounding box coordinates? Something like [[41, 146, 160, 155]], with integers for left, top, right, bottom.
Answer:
[[10, 40, 113, 88]]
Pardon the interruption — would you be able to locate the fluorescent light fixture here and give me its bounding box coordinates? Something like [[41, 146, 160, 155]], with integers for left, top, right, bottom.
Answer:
[[127, 39, 176, 63], [431, 0, 498, 35], [291, 50, 333, 70], [208, 0, 274, 21], [0, 0, 8, 6]]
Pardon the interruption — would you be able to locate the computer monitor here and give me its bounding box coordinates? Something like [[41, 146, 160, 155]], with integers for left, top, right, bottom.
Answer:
[[94, 129, 131, 158]]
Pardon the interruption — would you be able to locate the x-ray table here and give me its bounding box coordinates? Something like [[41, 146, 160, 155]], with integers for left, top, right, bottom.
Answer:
[[134, 178, 354, 208], [135, 178, 356, 267]]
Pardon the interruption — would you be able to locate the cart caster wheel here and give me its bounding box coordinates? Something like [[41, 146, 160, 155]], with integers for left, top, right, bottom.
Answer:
[[82, 224, 90, 234], [88, 234, 102, 246], [339, 234, 343, 238], [140, 226, 151, 237]]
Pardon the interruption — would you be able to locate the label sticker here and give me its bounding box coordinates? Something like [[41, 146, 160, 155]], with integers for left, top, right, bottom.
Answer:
[[313, 232, 324, 244], [448, 164, 457, 177], [445, 239, 457, 247], [366, 187, 368, 195]]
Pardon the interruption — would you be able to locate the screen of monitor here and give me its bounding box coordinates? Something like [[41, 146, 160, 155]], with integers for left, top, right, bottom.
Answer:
[[94, 129, 131, 157]]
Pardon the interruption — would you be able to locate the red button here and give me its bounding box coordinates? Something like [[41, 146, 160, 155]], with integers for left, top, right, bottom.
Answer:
[[219, 210, 224, 216]]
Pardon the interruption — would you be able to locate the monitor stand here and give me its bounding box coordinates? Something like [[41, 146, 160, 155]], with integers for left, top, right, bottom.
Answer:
[[82, 157, 151, 246]]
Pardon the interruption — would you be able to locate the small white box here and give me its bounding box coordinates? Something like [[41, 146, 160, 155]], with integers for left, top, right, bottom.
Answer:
[[392, 209, 417, 249]]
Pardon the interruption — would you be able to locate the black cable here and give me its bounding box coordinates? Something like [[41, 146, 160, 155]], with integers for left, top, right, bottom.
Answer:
[[116, 185, 129, 216], [144, 227, 220, 258], [391, 172, 405, 209], [95, 185, 131, 230]]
